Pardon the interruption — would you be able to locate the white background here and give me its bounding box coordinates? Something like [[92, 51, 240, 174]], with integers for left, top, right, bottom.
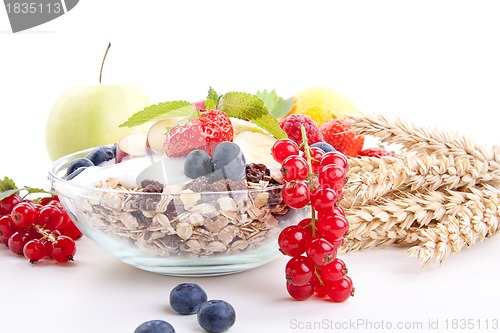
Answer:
[[1, 1, 500, 332]]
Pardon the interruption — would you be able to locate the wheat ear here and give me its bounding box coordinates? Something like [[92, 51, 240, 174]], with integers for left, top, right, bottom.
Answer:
[[344, 153, 499, 206], [406, 184, 500, 266], [348, 113, 500, 175]]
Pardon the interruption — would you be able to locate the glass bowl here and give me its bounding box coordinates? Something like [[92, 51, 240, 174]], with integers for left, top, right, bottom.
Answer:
[[48, 148, 308, 276]]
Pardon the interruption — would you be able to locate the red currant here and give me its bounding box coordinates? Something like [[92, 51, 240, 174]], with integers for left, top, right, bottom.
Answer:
[[37, 205, 63, 230], [326, 275, 354, 303], [1, 236, 9, 246], [55, 210, 71, 230], [310, 187, 337, 213], [48, 200, 63, 208], [280, 155, 309, 182], [278, 225, 311, 257], [23, 239, 47, 263], [330, 238, 343, 249], [286, 281, 315, 301], [11, 202, 37, 228], [316, 214, 349, 241], [272, 139, 300, 163], [314, 280, 328, 298], [285, 256, 314, 286], [317, 205, 345, 221], [311, 267, 328, 297], [0, 215, 17, 239], [306, 237, 337, 266], [277, 125, 353, 303], [309, 147, 325, 173], [37, 197, 55, 206], [321, 258, 348, 284], [48, 235, 76, 263], [281, 181, 310, 209], [320, 151, 349, 171], [33, 203, 43, 214], [297, 218, 314, 238], [333, 206, 345, 216], [8, 231, 32, 255], [0, 194, 22, 215], [58, 220, 82, 240], [318, 164, 346, 191]]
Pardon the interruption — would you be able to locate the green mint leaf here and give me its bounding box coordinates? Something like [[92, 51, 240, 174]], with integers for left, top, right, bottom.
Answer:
[[219, 92, 288, 139], [0, 176, 17, 192], [0, 189, 19, 202], [119, 101, 195, 127], [205, 86, 219, 110], [207, 86, 218, 101], [250, 114, 288, 137], [256, 89, 294, 119], [0, 177, 18, 201], [205, 100, 216, 110]]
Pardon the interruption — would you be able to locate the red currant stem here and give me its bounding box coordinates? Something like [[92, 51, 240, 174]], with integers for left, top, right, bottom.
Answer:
[[314, 266, 326, 287], [33, 225, 57, 243], [300, 125, 318, 236]]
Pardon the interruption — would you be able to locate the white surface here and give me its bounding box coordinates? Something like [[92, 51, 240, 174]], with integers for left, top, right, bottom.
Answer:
[[1, 1, 500, 332]]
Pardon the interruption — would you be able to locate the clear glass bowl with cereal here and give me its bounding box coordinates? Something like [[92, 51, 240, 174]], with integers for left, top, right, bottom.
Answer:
[[49, 145, 309, 276]]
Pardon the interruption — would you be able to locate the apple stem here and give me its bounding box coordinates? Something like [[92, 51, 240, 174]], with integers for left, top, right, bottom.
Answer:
[[99, 42, 111, 84]]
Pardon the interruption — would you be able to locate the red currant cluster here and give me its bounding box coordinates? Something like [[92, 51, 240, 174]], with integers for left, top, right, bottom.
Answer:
[[0, 193, 82, 263], [272, 132, 354, 302]]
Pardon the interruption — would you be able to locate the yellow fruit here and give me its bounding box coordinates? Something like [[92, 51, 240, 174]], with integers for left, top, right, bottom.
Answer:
[[229, 117, 271, 136], [288, 87, 358, 126], [233, 131, 282, 181]]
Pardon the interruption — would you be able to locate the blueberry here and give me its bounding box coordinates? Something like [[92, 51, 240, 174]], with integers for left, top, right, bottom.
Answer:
[[197, 300, 236, 333], [170, 283, 208, 315], [85, 146, 115, 165], [134, 320, 175, 333], [184, 150, 212, 179], [66, 157, 94, 177], [66, 166, 86, 180], [210, 142, 246, 181], [310, 141, 336, 153], [110, 143, 117, 156]]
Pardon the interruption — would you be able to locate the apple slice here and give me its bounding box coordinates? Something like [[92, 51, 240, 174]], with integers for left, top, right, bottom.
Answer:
[[146, 118, 182, 155], [115, 132, 148, 163]]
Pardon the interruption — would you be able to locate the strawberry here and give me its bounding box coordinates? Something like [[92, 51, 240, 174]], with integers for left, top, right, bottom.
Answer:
[[164, 109, 233, 157], [358, 147, 396, 158], [319, 119, 364, 157]]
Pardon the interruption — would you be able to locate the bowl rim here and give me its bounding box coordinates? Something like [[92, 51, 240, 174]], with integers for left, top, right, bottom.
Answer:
[[48, 147, 283, 196]]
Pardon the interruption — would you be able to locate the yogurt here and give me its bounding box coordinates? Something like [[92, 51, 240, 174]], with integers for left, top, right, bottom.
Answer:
[[71, 154, 191, 189]]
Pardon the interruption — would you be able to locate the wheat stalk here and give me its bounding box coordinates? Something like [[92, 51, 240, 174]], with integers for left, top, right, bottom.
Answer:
[[340, 226, 420, 253], [334, 113, 500, 266], [406, 185, 500, 265], [337, 113, 500, 266], [348, 113, 500, 175], [344, 153, 499, 206]]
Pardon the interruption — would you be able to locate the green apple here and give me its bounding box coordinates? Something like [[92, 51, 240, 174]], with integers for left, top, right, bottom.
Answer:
[[45, 84, 150, 161]]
